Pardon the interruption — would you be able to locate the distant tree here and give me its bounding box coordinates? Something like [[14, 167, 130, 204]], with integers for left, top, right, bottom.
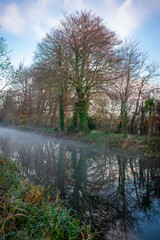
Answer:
[[2, 90, 17, 125], [145, 98, 155, 143], [35, 29, 71, 130], [110, 40, 158, 137], [154, 99, 160, 135], [0, 37, 13, 93], [31, 63, 60, 128]]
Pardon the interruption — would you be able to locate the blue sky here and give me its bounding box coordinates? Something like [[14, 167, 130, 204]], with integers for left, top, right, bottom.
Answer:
[[0, 0, 160, 67]]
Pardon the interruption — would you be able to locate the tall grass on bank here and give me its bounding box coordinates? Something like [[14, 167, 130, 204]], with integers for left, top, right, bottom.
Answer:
[[0, 155, 96, 239]]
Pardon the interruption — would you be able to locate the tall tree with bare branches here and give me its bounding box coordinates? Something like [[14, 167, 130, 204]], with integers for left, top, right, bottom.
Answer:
[[35, 11, 120, 131], [60, 10, 120, 131]]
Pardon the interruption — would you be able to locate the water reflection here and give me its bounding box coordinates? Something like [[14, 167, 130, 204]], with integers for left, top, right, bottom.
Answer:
[[0, 127, 160, 240]]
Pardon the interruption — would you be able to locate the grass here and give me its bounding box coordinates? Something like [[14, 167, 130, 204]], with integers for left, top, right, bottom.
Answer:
[[9, 125, 160, 155], [84, 131, 124, 144], [0, 154, 96, 240], [144, 138, 160, 157], [17, 125, 59, 134], [83, 130, 142, 147], [83, 131, 160, 156]]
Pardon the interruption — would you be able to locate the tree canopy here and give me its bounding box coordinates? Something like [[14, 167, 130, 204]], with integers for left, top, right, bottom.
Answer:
[[0, 11, 159, 136]]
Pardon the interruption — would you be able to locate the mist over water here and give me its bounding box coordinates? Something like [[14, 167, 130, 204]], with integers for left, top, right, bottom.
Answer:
[[0, 127, 160, 240]]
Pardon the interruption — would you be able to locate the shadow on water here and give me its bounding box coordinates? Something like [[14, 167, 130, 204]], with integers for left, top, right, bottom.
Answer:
[[0, 127, 160, 240]]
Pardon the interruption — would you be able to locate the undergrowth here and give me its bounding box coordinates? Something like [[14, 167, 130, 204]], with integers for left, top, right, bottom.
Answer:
[[0, 155, 96, 240]]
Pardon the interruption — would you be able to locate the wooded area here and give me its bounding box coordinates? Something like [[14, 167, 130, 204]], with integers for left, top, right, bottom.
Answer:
[[0, 11, 160, 137]]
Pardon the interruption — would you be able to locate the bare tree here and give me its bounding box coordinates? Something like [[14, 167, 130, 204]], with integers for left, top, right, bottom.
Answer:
[[0, 37, 14, 93], [110, 40, 159, 136], [60, 10, 120, 131], [35, 29, 72, 130], [34, 11, 120, 131]]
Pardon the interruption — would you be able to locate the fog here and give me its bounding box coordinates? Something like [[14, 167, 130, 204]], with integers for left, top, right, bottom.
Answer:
[[0, 127, 160, 240]]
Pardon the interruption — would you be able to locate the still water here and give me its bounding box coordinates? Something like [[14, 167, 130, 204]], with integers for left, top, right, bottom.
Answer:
[[0, 127, 160, 240]]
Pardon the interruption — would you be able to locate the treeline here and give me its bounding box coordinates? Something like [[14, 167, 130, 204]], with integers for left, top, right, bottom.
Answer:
[[0, 11, 160, 136]]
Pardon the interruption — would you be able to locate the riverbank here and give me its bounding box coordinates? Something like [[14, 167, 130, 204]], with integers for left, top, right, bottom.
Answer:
[[14, 126, 160, 157], [0, 154, 96, 240]]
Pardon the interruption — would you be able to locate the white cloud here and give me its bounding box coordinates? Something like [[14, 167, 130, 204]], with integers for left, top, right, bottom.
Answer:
[[102, 0, 160, 37], [0, 0, 159, 39], [24, 0, 60, 38], [64, 0, 86, 10], [0, 3, 25, 35], [0, 0, 60, 37], [102, 0, 146, 37], [0, 0, 159, 67]]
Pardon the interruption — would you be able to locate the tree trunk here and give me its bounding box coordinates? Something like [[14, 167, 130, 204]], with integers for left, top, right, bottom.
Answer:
[[148, 109, 152, 143], [123, 110, 128, 138], [59, 94, 64, 131], [118, 102, 124, 133], [78, 99, 88, 132], [140, 103, 145, 135], [73, 103, 78, 128], [130, 114, 136, 134], [50, 98, 58, 128], [131, 92, 141, 134], [76, 88, 89, 132], [130, 105, 138, 134], [118, 101, 128, 137]]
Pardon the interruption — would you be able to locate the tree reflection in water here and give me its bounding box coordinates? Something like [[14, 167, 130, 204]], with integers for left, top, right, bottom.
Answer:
[[0, 128, 160, 240]]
